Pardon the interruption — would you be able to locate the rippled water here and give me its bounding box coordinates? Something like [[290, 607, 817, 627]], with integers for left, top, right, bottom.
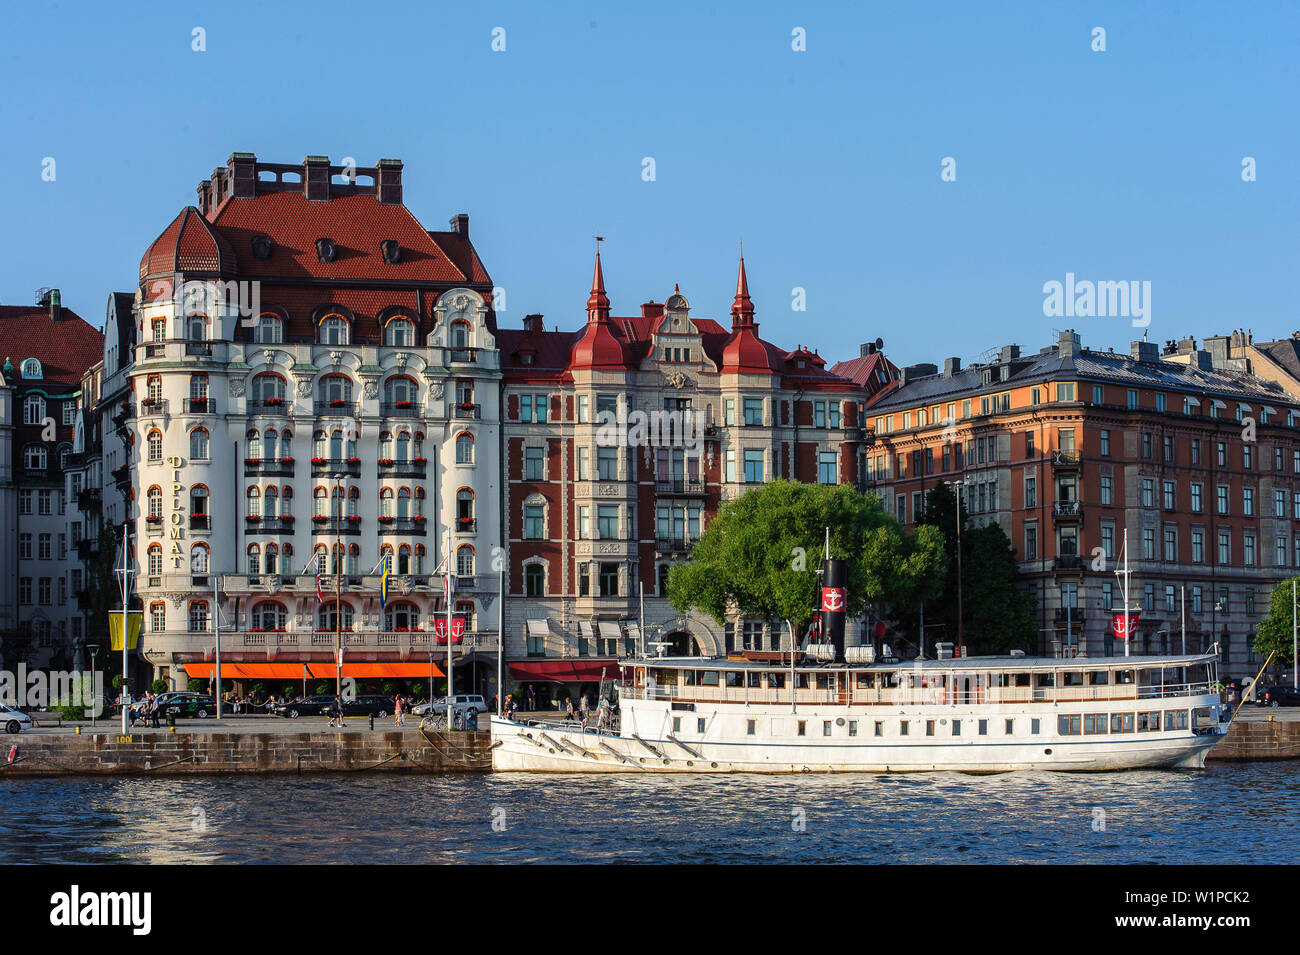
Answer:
[[2, 762, 1296, 864]]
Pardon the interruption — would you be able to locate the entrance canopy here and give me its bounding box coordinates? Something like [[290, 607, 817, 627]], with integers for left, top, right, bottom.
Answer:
[[183, 661, 442, 680]]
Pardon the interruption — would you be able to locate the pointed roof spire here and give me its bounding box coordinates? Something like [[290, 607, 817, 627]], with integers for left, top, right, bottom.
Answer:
[[730, 251, 755, 326], [587, 238, 610, 319]]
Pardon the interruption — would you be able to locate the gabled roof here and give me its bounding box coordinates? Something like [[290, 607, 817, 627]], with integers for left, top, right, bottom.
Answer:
[[0, 305, 103, 387]]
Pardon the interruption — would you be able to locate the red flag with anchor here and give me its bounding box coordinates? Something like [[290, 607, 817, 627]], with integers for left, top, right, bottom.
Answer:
[[435, 617, 466, 645], [821, 587, 846, 613], [1112, 611, 1140, 639]]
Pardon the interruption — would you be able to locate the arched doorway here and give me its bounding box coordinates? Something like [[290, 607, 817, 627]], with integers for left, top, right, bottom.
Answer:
[[663, 630, 701, 657]]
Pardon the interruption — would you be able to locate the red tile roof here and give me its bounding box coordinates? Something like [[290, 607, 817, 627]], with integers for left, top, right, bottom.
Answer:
[[139, 207, 238, 281], [209, 192, 476, 285], [0, 305, 103, 387]]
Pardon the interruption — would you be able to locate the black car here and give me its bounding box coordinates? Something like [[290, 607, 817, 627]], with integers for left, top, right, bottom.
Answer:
[[272, 695, 338, 719], [341, 695, 395, 718], [161, 696, 217, 719], [1256, 685, 1300, 707]]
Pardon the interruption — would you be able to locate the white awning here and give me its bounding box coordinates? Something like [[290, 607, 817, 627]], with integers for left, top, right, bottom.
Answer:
[[598, 621, 622, 639], [625, 624, 641, 643], [1211, 399, 1228, 410], [578, 621, 594, 638], [1264, 405, 1278, 417], [525, 619, 549, 638], [1238, 403, 1252, 413]]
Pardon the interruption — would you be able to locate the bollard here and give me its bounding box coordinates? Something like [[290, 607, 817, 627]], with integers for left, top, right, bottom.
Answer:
[[170, 725, 177, 734], [369, 714, 374, 731], [168, 713, 176, 728], [75, 726, 81, 735]]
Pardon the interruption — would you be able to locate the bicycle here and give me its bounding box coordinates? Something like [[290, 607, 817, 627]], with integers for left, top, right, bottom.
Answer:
[[418, 713, 448, 731]]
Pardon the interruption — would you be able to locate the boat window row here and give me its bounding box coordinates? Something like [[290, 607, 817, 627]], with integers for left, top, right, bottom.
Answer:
[[1060, 709, 1191, 735]]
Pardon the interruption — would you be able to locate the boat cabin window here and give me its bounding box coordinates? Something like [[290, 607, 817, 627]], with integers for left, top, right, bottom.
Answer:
[[1035, 673, 1055, 687], [745, 672, 762, 688], [654, 669, 677, 686], [856, 672, 874, 688], [1062, 671, 1083, 687], [683, 671, 697, 686], [700, 671, 719, 687], [767, 672, 785, 689], [1088, 671, 1109, 685], [725, 671, 743, 688], [1111, 713, 1135, 733], [815, 673, 832, 690], [1116, 669, 1135, 684], [1014, 673, 1031, 687], [796, 673, 810, 689]]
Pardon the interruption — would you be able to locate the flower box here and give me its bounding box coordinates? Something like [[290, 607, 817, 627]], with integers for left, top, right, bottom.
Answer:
[[413, 515, 427, 523], [245, 458, 260, 465], [312, 515, 329, 523], [378, 459, 395, 467], [458, 402, 474, 409], [279, 457, 294, 464], [395, 401, 413, 409], [378, 516, 395, 524], [246, 515, 261, 522], [329, 399, 346, 408], [456, 517, 473, 526], [311, 457, 326, 465], [346, 515, 362, 523], [345, 457, 360, 465], [413, 457, 428, 464], [282, 515, 295, 521], [146, 515, 162, 524], [265, 397, 284, 406]]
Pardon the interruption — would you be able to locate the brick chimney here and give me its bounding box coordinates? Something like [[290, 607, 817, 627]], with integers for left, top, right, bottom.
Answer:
[[377, 158, 403, 204], [48, 288, 62, 323], [449, 213, 469, 238], [523, 313, 544, 333], [229, 152, 257, 199], [303, 156, 330, 201]]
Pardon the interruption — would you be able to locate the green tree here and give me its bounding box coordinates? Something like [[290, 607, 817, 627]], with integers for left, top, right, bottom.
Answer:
[[82, 521, 120, 660], [668, 480, 946, 638], [916, 483, 1035, 655], [1254, 576, 1300, 667]]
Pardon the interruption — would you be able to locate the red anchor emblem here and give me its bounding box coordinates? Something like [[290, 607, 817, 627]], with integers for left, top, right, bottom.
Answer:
[[821, 587, 846, 612]]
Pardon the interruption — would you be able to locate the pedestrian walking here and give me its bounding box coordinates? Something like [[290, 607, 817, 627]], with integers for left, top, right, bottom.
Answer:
[[394, 693, 404, 727], [527, 686, 535, 712]]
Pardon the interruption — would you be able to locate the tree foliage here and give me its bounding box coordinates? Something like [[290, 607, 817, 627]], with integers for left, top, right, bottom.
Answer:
[[667, 480, 946, 636], [1254, 576, 1300, 667]]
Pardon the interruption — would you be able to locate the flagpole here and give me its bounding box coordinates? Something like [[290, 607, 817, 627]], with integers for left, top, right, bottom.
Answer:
[[1123, 529, 1130, 658], [120, 520, 129, 735], [446, 527, 453, 704], [497, 559, 504, 717]]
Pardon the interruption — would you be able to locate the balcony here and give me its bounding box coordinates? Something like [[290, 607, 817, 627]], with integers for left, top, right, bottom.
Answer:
[[454, 518, 477, 533], [190, 514, 211, 532], [377, 458, 428, 478], [378, 518, 428, 536], [311, 457, 362, 477], [185, 342, 213, 357], [1053, 500, 1082, 519], [138, 398, 169, 417], [229, 629, 500, 654], [75, 539, 98, 559], [656, 537, 694, 554], [380, 402, 421, 418], [452, 403, 481, 420], [183, 397, 213, 414], [111, 402, 135, 424], [244, 457, 296, 478], [76, 487, 101, 510], [111, 465, 130, 487], [248, 398, 291, 415], [1053, 608, 1085, 624], [245, 516, 297, 535], [314, 400, 356, 417], [450, 348, 478, 364], [1052, 451, 1080, 468], [311, 517, 362, 536], [1052, 554, 1083, 573], [655, 479, 707, 496]]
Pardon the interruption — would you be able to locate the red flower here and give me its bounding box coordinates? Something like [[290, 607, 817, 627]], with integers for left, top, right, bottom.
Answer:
[[413, 515, 427, 523], [246, 515, 261, 522], [244, 458, 260, 465], [395, 400, 413, 409], [329, 399, 345, 407], [312, 515, 328, 523], [346, 457, 360, 465], [378, 516, 395, 523], [146, 515, 162, 524], [311, 457, 326, 465], [413, 457, 428, 464], [279, 456, 294, 463], [378, 458, 394, 467], [266, 397, 284, 406]]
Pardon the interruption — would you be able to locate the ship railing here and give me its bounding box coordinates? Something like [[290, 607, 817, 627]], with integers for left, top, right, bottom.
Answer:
[[511, 716, 622, 739]]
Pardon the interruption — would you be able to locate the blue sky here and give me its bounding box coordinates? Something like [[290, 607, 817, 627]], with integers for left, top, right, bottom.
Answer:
[[1, 0, 1296, 367]]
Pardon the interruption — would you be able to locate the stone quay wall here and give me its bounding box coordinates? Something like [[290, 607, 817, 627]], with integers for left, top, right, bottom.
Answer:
[[1208, 719, 1300, 761]]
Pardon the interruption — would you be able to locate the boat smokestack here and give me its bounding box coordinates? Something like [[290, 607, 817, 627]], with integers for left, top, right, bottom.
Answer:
[[821, 559, 848, 661]]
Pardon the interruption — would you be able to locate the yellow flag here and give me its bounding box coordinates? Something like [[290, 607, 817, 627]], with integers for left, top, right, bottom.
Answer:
[[109, 611, 143, 651]]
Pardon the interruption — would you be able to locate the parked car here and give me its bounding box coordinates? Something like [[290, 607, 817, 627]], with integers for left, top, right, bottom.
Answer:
[[0, 702, 32, 734], [160, 696, 217, 719], [272, 695, 337, 719], [1255, 685, 1300, 707], [412, 694, 488, 716]]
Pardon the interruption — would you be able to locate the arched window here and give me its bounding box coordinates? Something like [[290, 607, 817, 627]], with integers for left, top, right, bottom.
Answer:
[[313, 487, 328, 517], [330, 542, 344, 575], [147, 544, 163, 576], [414, 487, 425, 517], [263, 429, 279, 460], [254, 314, 283, 344], [23, 444, 46, 470], [318, 375, 352, 405], [190, 374, 208, 401], [246, 486, 261, 518], [347, 543, 360, 576], [396, 431, 410, 461], [247, 544, 261, 575], [313, 430, 327, 459], [22, 394, 45, 425], [147, 429, 163, 461], [380, 544, 394, 572], [397, 544, 411, 575], [150, 602, 166, 633], [58, 444, 71, 469], [450, 319, 471, 348], [318, 315, 349, 345], [187, 315, 207, 342], [379, 431, 393, 459], [397, 487, 410, 519], [190, 484, 208, 520], [251, 601, 286, 631], [265, 543, 280, 575], [384, 319, 415, 347], [346, 486, 358, 517], [329, 429, 343, 459], [21, 358, 42, 379], [384, 376, 417, 406], [380, 487, 394, 518], [146, 375, 163, 402], [189, 428, 209, 460], [190, 543, 209, 574], [253, 373, 285, 403], [147, 486, 163, 519], [457, 488, 475, 523], [457, 379, 474, 405], [457, 545, 475, 577], [246, 430, 262, 461], [264, 485, 278, 518], [318, 601, 354, 632], [384, 602, 420, 631], [456, 432, 474, 464], [525, 563, 545, 597], [415, 544, 426, 574], [413, 432, 424, 459], [313, 545, 328, 574], [188, 601, 210, 633]]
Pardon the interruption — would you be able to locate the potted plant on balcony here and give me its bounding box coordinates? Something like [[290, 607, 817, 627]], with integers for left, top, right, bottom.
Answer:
[[413, 456, 428, 464], [279, 456, 294, 464], [413, 515, 427, 523], [456, 516, 473, 527], [281, 514, 294, 522], [329, 398, 346, 408], [346, 456, 360, 465], [378, 515, 395, 524], [265, 396, 284, 407], [311, 456, 326, 465], [312, 515, 328, 523], [141, 396, 157, 407], [346, 515, 362, 523], [191, 398, 208, 411], [377, 458, 395, 467], [395, 400, 413, 409], [246, 514, 261, 522], [146, 514, 162, 524], [458, 401, 474, 410], [244, 457, 260, 466]]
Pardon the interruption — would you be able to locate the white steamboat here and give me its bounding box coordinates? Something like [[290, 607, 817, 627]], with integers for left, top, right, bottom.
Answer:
[[491, 649, 1229, 773]]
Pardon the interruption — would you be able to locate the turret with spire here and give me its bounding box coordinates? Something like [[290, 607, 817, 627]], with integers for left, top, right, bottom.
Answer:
[[586, 244, 610, 323], [570, 243, 628, 369], [730, 253, 755, 328]]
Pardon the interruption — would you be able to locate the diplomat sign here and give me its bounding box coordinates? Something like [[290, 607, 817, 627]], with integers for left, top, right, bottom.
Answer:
[[166, 454, 187, 570]]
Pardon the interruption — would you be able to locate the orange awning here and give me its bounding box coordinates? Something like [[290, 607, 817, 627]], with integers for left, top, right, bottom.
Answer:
[[182, 661, 442, 679]]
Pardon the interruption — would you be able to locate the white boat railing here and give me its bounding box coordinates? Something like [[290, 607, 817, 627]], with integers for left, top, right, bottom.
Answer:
[[619, 681, 1215, 707]]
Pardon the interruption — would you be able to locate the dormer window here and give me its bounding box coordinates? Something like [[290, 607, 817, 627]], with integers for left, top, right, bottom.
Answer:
[[316, 238, 337, 263], [318, 315, 349, 345], [384, 318, 414, 346], [20, 358, 41, 379], [380, 240, 402, 264], [251, 235, 273, 260]]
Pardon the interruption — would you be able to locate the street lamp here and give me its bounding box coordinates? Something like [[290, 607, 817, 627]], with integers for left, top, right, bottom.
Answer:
[[947, 480, 966, 654], [86, 643, 100, 729]]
